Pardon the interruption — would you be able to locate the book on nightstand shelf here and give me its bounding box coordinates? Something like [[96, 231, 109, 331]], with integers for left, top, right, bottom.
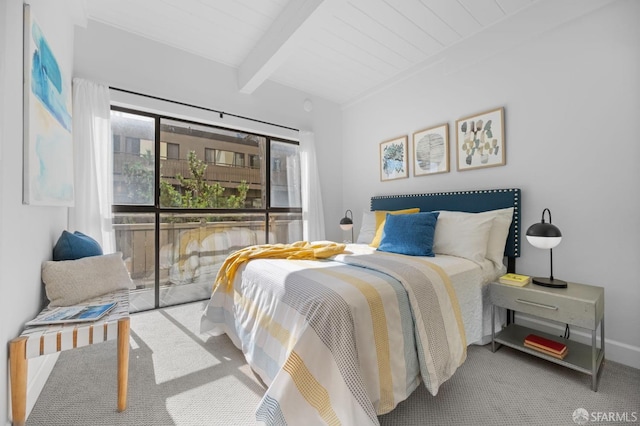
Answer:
[[524, 334, 568, 359], [499, 273, 531, 286]]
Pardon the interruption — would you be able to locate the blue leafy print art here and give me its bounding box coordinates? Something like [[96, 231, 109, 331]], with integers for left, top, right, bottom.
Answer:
[[383, 142, 404, 175], [381, 136, 408, 181]]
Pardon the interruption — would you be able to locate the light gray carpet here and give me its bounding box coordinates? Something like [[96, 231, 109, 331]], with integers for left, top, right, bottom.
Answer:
[[26, 301, 640, 426]]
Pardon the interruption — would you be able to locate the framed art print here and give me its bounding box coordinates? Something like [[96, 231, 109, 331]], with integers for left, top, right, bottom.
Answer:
[[413, 123, 449, 176], [23, 4, 74, 206], [380, 136, 408, 181], [456, 107, 505, 171]]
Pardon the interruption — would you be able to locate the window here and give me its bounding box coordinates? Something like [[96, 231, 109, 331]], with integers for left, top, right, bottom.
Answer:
[[158, 119, 265, 209], [111, 107, 302, 312], [208, 149, 244, 167], [161, 142, 179, 160], [205, 148, 215, 163], [234, 152, 245, 167], [270, 141, 301, 208], [250, 154, 260, 169], [111, 111, 155, 205], [125, 137, 141, 154]]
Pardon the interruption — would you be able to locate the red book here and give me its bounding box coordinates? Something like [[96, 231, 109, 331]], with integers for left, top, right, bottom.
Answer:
[[524, 342, 568, 359], [524, 334, 567, 354]]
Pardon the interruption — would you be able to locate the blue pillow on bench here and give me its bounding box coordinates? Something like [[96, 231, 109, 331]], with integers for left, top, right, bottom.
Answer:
[[53, 231, 103, 261]]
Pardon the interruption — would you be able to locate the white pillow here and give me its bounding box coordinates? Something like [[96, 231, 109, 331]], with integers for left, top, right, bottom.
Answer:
[[433, 211, 495, 264], [42, 252, 133, 307], [356, 211, 376, 244], [433, 208, 514, 266], [483, 207, 514, 266]]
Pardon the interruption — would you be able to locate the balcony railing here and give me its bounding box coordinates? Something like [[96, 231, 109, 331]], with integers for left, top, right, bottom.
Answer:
[[113, 153, 262, 188], [113, 216, 302, 288], [161, 158, 261, 187]]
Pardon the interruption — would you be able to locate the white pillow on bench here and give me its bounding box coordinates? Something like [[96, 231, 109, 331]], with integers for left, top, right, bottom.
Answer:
[[42, 252, 133, 307]]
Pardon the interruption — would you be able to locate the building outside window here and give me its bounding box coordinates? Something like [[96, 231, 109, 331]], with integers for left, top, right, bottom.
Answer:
[[110, 108, 302, 312]]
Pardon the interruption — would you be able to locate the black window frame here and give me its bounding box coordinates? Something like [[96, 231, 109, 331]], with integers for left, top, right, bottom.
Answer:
[[111, 105, 301, 310]]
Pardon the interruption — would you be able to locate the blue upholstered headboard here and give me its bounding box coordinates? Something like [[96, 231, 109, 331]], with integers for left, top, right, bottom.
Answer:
[[371, 188, 521, 269]]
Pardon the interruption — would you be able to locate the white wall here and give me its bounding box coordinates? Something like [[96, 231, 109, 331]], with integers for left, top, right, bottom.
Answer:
[[1, 1, 79, 423], [73, 21, 344, 242], [342, 0, 639, 368]]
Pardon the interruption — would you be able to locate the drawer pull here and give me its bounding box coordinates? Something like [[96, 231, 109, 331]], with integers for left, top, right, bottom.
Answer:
[[516, 299, 558, 310]]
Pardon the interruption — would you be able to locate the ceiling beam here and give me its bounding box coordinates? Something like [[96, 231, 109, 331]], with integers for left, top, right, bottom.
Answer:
[[237, 0, 331, 94]]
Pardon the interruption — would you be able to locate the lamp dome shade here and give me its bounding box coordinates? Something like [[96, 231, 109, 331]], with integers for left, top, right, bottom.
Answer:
[[526, 222, 562, 249], [339, 217, 353, 231]]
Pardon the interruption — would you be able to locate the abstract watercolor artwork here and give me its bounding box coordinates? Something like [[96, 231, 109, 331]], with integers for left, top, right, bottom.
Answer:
[[23, 4, 74, 206], [413, 123, 449, 176], [455, 107, 505, 171], [380, 136, 408, 181]]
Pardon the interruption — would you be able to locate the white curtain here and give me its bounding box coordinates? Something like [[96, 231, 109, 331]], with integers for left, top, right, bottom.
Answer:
[[299, 130, 325, 241], [68, 78, 114, 253]]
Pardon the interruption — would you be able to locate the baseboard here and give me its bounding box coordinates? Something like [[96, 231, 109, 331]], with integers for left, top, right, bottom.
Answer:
[[515, 313, 640, 370]]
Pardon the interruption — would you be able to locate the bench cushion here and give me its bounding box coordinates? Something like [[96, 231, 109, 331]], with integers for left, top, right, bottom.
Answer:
[[42, 253, 132, 306]]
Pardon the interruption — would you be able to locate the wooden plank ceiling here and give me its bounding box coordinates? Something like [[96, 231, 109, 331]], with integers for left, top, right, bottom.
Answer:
[[83, 0, 607, 105]]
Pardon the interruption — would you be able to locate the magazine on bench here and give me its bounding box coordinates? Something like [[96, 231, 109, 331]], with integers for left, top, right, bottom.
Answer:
[[26, 302, 118, 326]]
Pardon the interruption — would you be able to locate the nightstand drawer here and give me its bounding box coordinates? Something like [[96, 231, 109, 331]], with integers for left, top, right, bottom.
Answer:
[[490, 283, 602, 329]]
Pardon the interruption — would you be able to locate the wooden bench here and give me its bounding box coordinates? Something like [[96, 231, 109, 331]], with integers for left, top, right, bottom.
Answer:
[[9, 289, 130, 426]]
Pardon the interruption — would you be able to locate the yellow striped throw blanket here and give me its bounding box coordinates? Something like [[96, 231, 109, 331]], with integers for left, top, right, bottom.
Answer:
[[202, 244, 466, 425], [213, 241, 346, 293]]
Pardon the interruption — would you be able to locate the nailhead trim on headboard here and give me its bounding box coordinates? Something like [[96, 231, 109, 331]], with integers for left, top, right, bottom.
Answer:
[[370, 188, 521, 258]]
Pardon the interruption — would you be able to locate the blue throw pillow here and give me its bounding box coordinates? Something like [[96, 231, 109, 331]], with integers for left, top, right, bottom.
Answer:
[[53, 231, 103, 261], [377, 211, 439, 256]]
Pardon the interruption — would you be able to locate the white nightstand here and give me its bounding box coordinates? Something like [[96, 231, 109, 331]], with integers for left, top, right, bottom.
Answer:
[[490, 280, 605, 391]]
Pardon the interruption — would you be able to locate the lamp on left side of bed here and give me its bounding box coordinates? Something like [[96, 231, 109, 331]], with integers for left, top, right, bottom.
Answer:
[[339, 209, 354, 243]]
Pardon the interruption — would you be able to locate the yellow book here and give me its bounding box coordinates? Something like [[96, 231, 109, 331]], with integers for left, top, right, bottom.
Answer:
[[499, 273, 531, 286]]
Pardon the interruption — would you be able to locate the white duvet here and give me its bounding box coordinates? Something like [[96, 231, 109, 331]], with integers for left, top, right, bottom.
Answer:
[[200, 244, 505, 425]]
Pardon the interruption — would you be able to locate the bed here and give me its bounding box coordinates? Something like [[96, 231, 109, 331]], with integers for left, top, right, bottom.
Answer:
[[200, 188, 521, 425]]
